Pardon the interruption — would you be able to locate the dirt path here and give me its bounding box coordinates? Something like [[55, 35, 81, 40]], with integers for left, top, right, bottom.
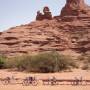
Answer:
[[0, 69, 90, 90], [0, 85, 90, 90]]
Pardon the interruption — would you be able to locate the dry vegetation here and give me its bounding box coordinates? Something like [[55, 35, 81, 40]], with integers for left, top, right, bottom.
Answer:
[[0, 51, 76, 72]]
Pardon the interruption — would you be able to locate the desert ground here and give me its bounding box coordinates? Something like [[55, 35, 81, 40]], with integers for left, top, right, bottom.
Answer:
[[0, 69, 90, 90]]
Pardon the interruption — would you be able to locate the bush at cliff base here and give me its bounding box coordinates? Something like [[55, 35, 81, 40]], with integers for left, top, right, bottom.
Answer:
[[5, 51, 77, 73], [0, 55, 6, 69]]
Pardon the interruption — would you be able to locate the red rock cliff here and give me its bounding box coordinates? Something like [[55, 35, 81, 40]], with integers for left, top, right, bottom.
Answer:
[[61, 0, 90, 16]]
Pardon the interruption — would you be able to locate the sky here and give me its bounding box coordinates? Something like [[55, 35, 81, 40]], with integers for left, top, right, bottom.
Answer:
[[0, 0, 90, 32]]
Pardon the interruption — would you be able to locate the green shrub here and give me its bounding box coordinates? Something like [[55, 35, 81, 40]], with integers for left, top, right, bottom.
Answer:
[[29, 52, 57, 72], [78, 54, 90, 70], [3, 52, 77, 73], [5, 55, 32, 71], [0, 55, 6, 69], [15, 55, 32, 71], [7, 52, 76, 73], [83, 55, 90, 70]]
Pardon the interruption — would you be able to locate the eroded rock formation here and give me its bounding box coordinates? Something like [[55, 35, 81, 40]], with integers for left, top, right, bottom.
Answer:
[[0, 0, 90, 57], [36, 6, 52, 20], [61, 0, 90, 16]]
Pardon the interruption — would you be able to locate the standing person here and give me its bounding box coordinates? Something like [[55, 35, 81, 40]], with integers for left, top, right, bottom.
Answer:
[[74, 77, 79, 85], [50, 76, 56, 85]]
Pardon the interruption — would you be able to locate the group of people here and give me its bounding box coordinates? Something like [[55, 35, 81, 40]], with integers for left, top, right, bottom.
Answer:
[[1, 75, 84, 86], [44, 76, 83, 85]]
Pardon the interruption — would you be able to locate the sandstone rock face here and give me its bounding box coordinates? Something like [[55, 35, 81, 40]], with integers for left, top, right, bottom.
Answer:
[[0, 32, 2, 35], [61, 0, 90, 16], [0, 0, 90, 57], [0, 18, 90, 57]]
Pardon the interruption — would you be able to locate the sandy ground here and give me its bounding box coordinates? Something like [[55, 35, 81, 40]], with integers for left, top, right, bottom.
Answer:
[[0, 69, 90, 90]]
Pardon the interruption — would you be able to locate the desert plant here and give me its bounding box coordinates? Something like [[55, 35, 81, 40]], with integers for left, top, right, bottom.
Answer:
[[78, 54, 90, 70], [29, 52, 57, 72], [0, 55, 6, 69], [6, 55, 32, 71], [20, 52, 76, 72], [3, 52, 77, 73]]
